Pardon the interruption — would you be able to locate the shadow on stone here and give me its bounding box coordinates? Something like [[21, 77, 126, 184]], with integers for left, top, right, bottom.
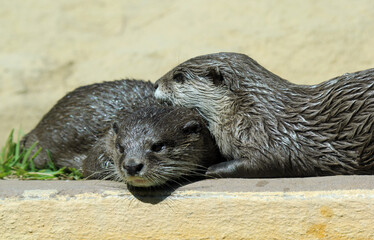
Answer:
[[127, 177, 204, 204]]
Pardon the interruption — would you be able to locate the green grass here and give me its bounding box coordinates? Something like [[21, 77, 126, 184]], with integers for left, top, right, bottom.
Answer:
[[0, 129, 82, 180]]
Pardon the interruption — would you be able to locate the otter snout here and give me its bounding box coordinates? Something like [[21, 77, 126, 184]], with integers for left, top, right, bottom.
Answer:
[[154, 81, 163, 99], [154, 79, 174, 105], [123, 159, 144, 176]]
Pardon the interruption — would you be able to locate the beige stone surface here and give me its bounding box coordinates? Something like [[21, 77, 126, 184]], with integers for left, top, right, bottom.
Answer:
[[1, 0, 374, 144], [1, 177, 374, 240]]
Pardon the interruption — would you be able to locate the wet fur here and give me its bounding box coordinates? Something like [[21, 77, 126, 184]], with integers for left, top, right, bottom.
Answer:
[[22, 79, 158, 171], [92, 106, 222, 187], [155, 52, 374, 177]]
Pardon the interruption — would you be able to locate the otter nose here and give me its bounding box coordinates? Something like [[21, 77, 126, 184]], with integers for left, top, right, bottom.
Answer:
[[123, 161, 144, 176], [154, 83, 159, 90]]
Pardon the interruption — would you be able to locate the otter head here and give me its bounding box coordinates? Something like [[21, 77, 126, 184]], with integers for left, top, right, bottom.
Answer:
[[154, 52, 254, 121], [111, 106, 218, 187]]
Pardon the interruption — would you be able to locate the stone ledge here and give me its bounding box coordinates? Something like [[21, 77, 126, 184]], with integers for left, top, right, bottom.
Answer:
[[1, 176, 374, 240]]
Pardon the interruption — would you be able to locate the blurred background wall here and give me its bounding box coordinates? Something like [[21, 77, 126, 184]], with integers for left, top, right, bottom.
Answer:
[[1, 0, 374, 144]]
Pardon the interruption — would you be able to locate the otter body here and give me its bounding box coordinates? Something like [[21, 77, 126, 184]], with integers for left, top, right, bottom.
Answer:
[[22, 79, 158, 170], [155, 52, 374, 177], [84, 106, 222, 187]]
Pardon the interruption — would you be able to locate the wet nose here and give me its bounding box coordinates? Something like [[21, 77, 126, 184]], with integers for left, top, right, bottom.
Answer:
[[123, 161, 144, 176], [154, 82, 159, 90]]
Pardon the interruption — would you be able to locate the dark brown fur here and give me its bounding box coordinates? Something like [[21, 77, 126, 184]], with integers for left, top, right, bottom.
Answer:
[[22, 79, 158, 170], [84, 106, 223, 187], [155, 52, 374, 177]]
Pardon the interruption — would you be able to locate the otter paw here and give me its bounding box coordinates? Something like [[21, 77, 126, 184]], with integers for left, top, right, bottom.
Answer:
[[205, 162, 237, 178]]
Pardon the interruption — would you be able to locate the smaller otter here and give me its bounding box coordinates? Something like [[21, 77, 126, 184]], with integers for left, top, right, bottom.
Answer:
[[155, 52, 374, 178], [83, 106, 223, 187], [22, 79, 158, 170]]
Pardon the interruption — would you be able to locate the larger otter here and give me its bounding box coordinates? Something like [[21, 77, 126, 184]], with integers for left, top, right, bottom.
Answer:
[[84, 106, 222, 187], [155, 52, 374, 177], [22, 79, 158, 170]]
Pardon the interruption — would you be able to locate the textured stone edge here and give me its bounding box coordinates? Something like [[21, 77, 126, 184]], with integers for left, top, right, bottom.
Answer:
[[1, 177, 374, 240]]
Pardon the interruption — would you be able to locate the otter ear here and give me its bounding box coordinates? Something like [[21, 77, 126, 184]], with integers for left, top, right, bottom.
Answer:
[[112, 122, 120, 135], [207, 66, 224, 86], [182, 120, 202, 134], [208, 66, 240, 91]]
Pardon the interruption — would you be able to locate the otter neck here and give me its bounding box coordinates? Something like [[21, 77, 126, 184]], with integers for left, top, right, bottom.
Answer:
[[207, 79, 314, 160], [188, 87, 233, 125]]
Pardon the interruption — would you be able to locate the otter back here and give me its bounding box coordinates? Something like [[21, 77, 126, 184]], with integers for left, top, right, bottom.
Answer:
[[22, 79, 158, 170]]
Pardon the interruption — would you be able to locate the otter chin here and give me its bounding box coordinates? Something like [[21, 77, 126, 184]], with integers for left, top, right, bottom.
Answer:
[[155, 52, 374, 178], [89, 105, 223, 187], [126, 176, 154, 187]]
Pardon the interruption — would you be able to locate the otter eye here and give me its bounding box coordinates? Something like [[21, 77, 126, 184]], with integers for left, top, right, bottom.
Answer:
[[173, 73, 184, 83], [151, 142, 166, 152], [116, 142, 124, 153]]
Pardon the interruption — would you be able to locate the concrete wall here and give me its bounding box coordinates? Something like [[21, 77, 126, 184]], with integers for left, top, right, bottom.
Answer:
[[1, 0, 374, 144], [1, 177, 374, 239]]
